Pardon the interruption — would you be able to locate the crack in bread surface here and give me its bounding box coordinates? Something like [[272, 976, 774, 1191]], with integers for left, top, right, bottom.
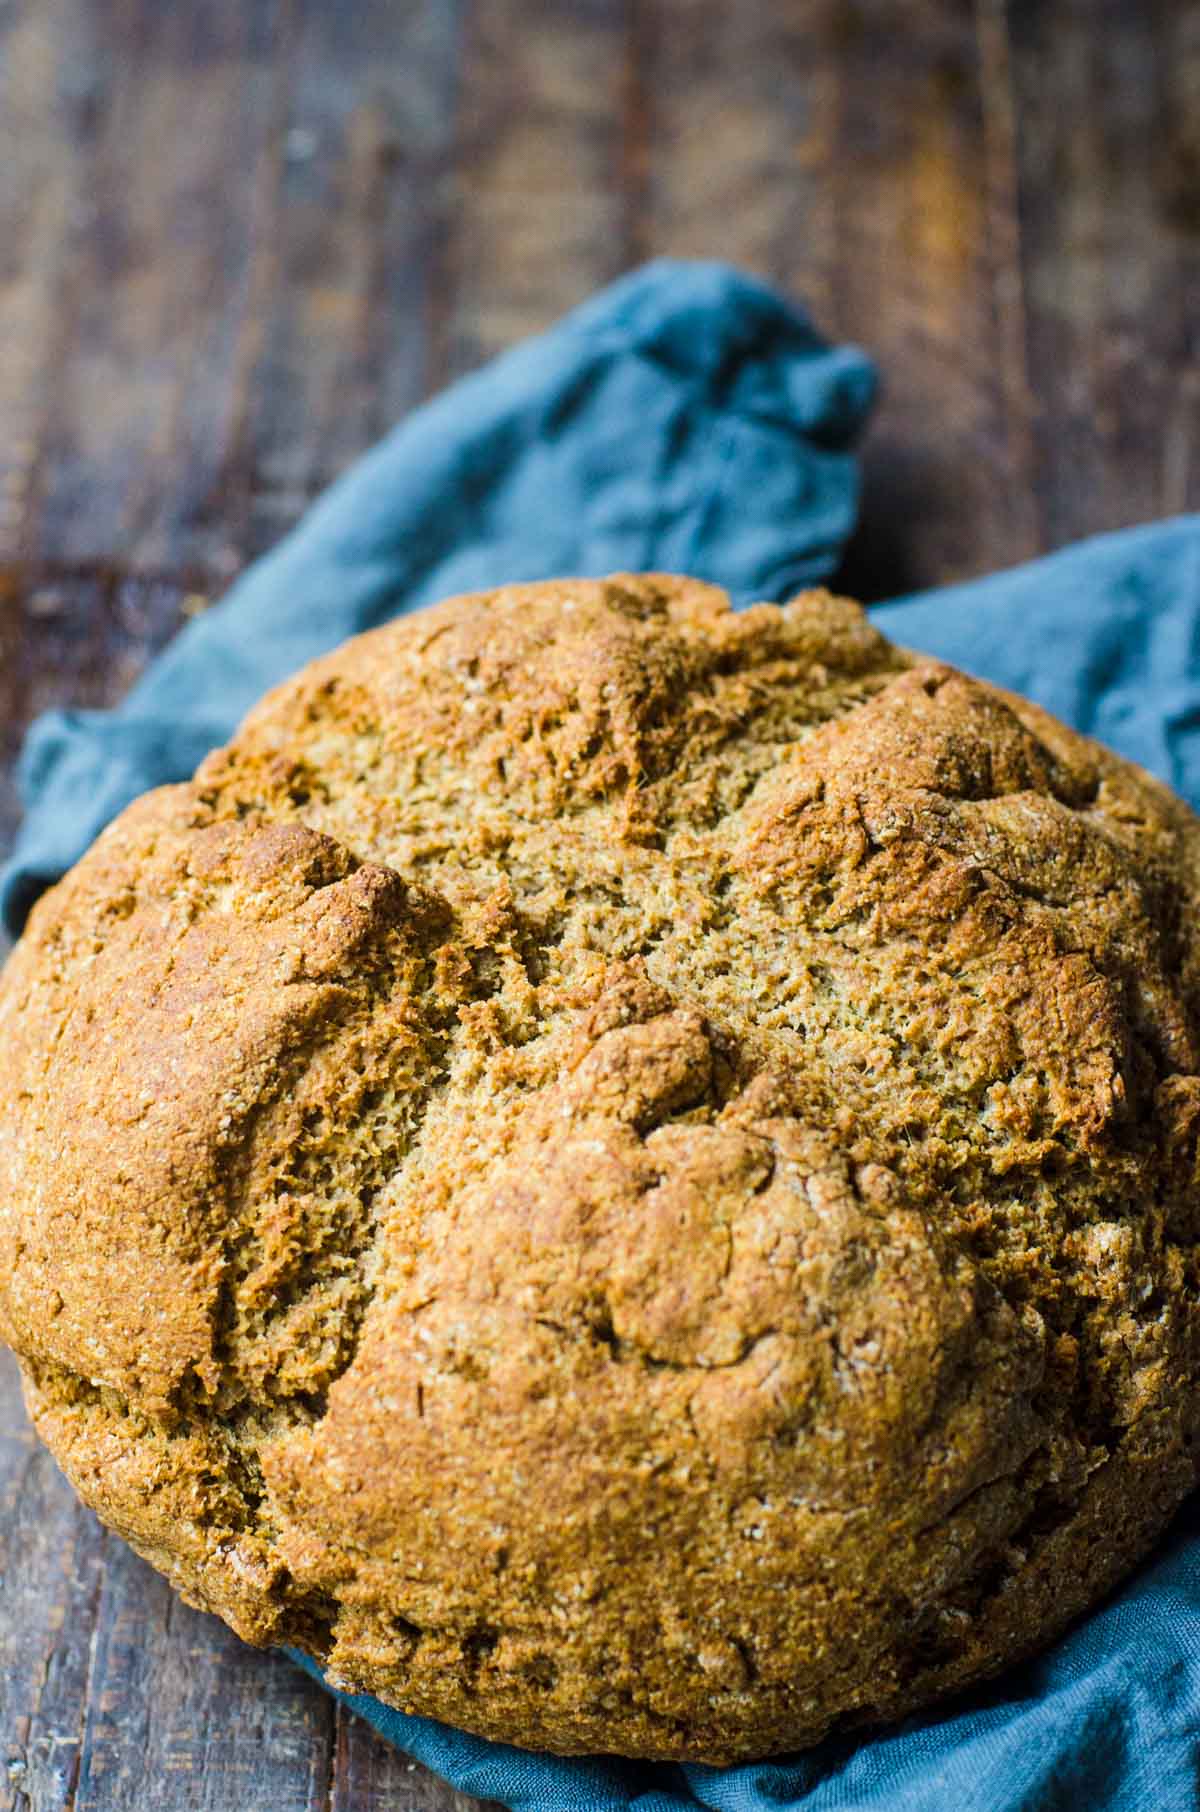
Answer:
[[2, 576, 1200, 1762]]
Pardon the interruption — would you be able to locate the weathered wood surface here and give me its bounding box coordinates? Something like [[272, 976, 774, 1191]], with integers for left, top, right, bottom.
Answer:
[[0, 0, 1197, 1806]]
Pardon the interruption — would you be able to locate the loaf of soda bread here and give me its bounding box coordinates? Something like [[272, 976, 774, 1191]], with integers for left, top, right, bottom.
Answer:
[[2, 576, 1198, 1761]]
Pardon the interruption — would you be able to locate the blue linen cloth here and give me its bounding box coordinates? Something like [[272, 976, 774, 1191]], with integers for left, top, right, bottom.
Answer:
[[4, 260, 1200, 1810]]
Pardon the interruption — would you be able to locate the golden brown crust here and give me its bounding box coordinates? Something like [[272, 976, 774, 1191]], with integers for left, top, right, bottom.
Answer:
[[3, 575, 1200, 1761]]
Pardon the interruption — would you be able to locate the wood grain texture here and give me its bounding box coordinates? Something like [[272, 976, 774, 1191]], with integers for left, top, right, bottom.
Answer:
[[838, 0, 1043, 591], [441, 0, 632, 377], [1, 1, 1197, 1807], [1012, 0, 1200, 545]]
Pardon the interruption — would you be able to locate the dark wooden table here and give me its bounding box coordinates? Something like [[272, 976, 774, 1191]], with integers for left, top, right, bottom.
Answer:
[[1, 1, 1197, 1806]]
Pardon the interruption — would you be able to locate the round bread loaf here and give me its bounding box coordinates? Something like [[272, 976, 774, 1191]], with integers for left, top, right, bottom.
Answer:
[[3, 576, 1200, 1763]]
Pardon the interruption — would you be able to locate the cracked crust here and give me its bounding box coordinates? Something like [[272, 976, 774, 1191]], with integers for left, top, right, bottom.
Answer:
[[2, 574, 1200, 1762]]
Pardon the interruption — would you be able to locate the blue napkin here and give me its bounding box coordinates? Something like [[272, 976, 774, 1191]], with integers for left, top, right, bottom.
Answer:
[[4, 261, 1200, 1810]]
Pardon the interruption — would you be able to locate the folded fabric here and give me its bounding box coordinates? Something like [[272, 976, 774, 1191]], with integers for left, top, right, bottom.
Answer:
[[4, 260, 1200, 1811]]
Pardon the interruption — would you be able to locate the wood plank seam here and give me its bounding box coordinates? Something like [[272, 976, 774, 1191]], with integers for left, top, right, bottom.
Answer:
[[974, 0, 1043, 560], [56, 1525, 107, 1812]]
